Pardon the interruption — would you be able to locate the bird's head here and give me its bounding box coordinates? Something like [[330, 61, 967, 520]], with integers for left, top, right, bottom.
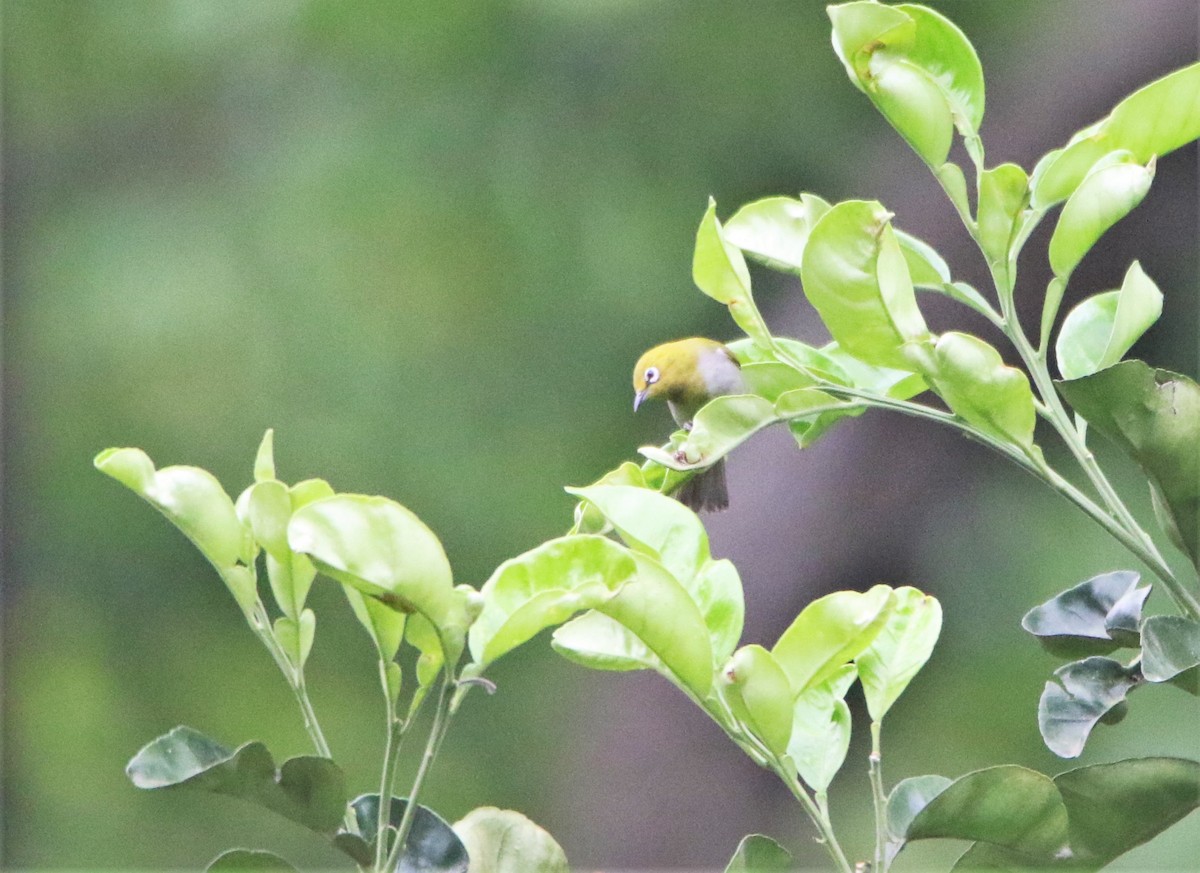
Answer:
[[632, 338, 721, 411]]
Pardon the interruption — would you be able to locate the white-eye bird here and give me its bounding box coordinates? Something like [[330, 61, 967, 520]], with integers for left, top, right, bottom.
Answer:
[[632, 337, 746, 511]]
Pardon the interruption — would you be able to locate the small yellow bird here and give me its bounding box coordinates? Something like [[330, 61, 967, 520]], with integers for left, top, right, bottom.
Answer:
[[632, 337, 746, 511]]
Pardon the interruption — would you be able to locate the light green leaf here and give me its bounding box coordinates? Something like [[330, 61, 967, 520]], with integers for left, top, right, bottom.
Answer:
[[829, 2, 984, 166], [692, 558, 746, 668], [723, 194, 831, 273], [253, 429, 276, 483], [888, 774, 952, 840], [287, 494, 466, 661], [800, 200, 931, 370], [925, 332, 1037, 449], [788, 664, 857, 793], [342, 584, 406, 664], [1059, 361, 1200, 565], [570, 462, 648, 535], [273, 609, 315, 669], [288, 478, 334, 510], [1140, 615, 1200, 682], [565, 485, 709, 586], [693, 199, 771, 343], [207, 849, 297, 872], [895, 227, 951, 286], [1032, 62, 1200, 208], [453, 807, 569, 873], [739, 362, 818, 403], [720, 645, 795, 757], [469, 536, 635, 668], [1038, 657, 1139, 759], [94, 447, 255, 611], [977, 163, 1029, 266], [551, 610, 661, 673], [1055, 262, 1163, 380], [1048, 152, 1154, 280], [857, 587, 942, 721], [723, 834, 792, 873], [772, 585, 893, 693]]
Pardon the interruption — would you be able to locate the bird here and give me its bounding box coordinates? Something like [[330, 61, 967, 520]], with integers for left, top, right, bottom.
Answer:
[[632, 337, 746, 512]]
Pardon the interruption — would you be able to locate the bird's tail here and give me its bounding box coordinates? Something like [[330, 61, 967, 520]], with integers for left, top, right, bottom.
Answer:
[[675, 459, 729, 512]]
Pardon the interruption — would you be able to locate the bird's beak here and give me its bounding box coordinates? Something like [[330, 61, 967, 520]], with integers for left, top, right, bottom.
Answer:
[[633, 389, 648, 412]]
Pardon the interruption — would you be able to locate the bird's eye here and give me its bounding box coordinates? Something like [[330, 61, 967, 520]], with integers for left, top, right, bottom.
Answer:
[[644, 367, 660, 384]]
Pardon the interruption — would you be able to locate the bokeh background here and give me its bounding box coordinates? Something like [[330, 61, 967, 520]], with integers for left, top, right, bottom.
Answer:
[[4, 0, 1198, 869]]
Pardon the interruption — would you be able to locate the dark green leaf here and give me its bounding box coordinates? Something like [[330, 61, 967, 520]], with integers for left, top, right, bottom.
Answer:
[[335, 794, 469, 873], [126, 726, 346, 833], [207, 850, 297, 872], [1038, 657, 1139, 758], [453, 807, 568, 873], [1054, 758, 1200, 865], [888, 775, 952, 840], [1021, 570, 1146, 657], [905, 766, 1069, 857], [1140, 615, 1200, 682], [1059, 361, 1200, 566], [723, 833, 792, 873]]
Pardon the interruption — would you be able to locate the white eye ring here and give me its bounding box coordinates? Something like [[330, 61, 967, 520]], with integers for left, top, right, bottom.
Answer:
[[644, 367, 660, 384]]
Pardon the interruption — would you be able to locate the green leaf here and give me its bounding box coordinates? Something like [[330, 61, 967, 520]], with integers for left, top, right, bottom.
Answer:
[[238, 479, 317, 620], [720, 645, 795, 757], [904, 766, 1069, 856], [924, 332, 1037, 449], [287, 494, 468, 661], [1021, 570, 1148, 657], [1054, 757, 1200, 865], [94, 447, 255, 611], [207, 850, 297, 872], [693, 199, 771, 344], [1140, 615, 1200, 682], [723, 194, 831, 273], [772, 585, 893, 693], [551, 609, 661, 673], [1059, 361, 1200, 565], [788, 664, 857, 793], [739, 362, 818, 403], [333, 794, 469, 873], [453, 807, 569, 873], [126, 726, 346, 833], [569, 462, 648, 535], [1038, 657, 1140, 758], [888, 774, 952, 840], [1055, 262, 1163, 380], [564, 485, 709, 587], [344, 586, 406, 665], [252, 429, 276, 483], [829, 2, 984, 166], [895, 228, 951, 286], [1048, 152, 1154, 281], [469, 535, 635, 668], [977, 163, 1029, 266], [1032, 62, 1200, 208], [857, 587, 942, 721], [800, 200, 931, 370], [273, 609, 316, 669], [289, 477, 335, 509], [723, 833, 792, 873]]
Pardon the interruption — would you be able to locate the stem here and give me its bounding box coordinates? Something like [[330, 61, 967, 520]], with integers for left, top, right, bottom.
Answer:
[[374, 693, 404, 870], [868, 722, 888, 873], [383, 674, 454, 873], [769, 759, 854, 873]]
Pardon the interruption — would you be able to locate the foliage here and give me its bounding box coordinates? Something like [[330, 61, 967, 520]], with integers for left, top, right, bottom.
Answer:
[[93, 1, 1200, 871]]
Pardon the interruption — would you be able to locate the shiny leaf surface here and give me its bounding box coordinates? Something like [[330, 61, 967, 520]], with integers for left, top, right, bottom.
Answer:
[[1055, 262, 1163, 380], [1038, 657, 1139, 758], [1021, 570, 1147, 657], [453, 807, 568, 873], [772, 585, 893, 693]]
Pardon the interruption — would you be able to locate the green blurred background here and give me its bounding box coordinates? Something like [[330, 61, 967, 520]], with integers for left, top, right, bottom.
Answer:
[[4, 1, 1198, 869]]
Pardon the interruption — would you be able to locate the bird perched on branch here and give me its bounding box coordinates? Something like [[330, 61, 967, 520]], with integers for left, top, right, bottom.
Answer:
[[632, 337, 745, 512]]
